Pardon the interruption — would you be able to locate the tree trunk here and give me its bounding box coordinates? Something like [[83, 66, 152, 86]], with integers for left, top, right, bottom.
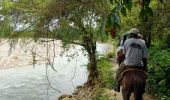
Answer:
[[140, 18, 153, 48], [82, 36, 98, 86], [143, 22, 152, 48], [87, 43, 98, 86]]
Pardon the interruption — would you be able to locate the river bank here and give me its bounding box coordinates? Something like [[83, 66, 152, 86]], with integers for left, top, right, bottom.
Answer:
[[59, 57, 155, 100]]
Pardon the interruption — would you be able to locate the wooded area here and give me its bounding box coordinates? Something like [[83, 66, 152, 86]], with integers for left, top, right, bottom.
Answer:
[[0, 0, 170, 99]]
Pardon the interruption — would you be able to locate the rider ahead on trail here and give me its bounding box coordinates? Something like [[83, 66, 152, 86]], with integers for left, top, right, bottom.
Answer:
[[116, 33, 128, 65], [115, 28, 149, 92]]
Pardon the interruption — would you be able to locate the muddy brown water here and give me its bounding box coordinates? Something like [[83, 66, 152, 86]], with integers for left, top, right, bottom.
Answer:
[[0, 40, 113, 100]]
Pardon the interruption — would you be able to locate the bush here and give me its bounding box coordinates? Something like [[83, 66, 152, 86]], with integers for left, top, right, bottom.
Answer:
[[92, 57, 115, 100], [147, 44, 170, 99], [97, 57, 114, 89]]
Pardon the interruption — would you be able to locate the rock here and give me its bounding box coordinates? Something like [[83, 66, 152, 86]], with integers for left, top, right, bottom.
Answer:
[[58, 95, 72, 100], [62, 97, 77, 100], [72, 90, 79, 95], [72, 85, 83, 95], [76, 85, 83, 89]]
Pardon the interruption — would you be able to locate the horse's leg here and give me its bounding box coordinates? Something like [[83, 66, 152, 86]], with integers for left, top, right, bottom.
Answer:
[[134, 89, 143, 100], [122, 87, 131, 100], [134, 82, 145, 100], [122, 88, 127, 100]]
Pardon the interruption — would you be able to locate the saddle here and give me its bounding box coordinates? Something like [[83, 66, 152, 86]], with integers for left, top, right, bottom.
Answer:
[[119, 65, 147, 82]]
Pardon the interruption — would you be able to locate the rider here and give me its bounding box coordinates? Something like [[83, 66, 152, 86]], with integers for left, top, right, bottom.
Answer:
[[115, 28, 149, 92], [116, 33, 128, 65]]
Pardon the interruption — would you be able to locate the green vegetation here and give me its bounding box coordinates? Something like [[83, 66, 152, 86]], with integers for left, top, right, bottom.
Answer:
[[98, 0, 170, 99], [0, 0, 155, 86], [93, 56, 115, 100], [147, 42, 170, 100], [116, 0, 170, 99], [97, 57, 114, 89], [0, 0, 170, 99]]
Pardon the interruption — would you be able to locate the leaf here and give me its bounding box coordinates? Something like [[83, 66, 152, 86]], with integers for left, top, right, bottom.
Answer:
[[107, 14, 114, 28], [109, 0, 114, 4], [113, 4, 123, 13], [159, 0, 164, 4], [114, 0, 118, 3], [125, 2, 132, 11], [113, 13, 120, 28], [121, 7, 127, 16], [146, 6, 153, 16], [139, 9, 146, 22], [1, 0, 14, 14], [123, 0, 128, 4]]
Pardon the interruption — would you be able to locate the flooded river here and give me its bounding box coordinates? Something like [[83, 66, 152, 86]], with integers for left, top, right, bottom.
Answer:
[[0, 41, 112, 100]]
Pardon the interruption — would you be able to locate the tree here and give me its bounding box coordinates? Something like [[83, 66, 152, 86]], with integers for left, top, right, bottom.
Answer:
[[40, 0, 112, 85], [0, 0, 159, 86], [1, 0, 114, 86]]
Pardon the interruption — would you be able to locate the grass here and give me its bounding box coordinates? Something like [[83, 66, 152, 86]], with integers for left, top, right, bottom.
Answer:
[[97, 57, 114, 89], [92, 56, 116, 99]]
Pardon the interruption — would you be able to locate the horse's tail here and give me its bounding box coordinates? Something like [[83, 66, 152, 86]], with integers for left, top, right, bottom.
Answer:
[[134, 75, 145, 100]]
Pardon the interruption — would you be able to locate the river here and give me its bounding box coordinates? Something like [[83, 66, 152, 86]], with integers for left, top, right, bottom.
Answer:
[[0, 41, 112, 100]]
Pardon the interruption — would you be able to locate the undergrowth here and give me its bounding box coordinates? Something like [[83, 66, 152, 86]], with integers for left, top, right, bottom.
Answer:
[[147, 42, 170, 100], [93, 56, 115, 99]]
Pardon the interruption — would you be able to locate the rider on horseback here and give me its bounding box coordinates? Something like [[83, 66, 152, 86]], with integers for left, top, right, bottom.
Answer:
[[116, 33, 128, 65], [115, 28, 149, 92]]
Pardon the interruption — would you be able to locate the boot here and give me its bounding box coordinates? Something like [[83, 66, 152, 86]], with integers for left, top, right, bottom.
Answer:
[[114, 82, 120, 92]]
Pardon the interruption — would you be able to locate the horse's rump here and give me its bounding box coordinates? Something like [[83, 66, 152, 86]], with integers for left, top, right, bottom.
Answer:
[[122, 68, 147, 82], [121, 68, 147, 100], [121, 68, 147, 79]]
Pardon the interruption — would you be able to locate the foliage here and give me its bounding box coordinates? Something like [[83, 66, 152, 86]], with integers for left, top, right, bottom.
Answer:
[[93, 56, 115, 100], [147, 42, 170, 99], [97, 57, 114, 89], [0, 0, 158, 39], [0, 18, 13, 37], [150, 0, 170, 39], [118, 5, 140, 34], [106, 50, 115, 58], [0, 0, 113, 83], [144, 0, 170, 98], [164, 34, 170, 48], [105, 41, 117, 58], [1, 1, 170, 98]]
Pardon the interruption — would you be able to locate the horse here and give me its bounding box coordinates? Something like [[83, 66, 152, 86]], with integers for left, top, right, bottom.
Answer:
[[120, 68, 147, 100]]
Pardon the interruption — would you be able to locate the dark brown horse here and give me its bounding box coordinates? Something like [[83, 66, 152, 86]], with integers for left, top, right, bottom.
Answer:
[[120, 69, 147, 100]]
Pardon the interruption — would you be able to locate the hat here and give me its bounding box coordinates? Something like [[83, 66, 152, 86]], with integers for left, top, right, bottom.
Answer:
[[128, 28, 139, 34]]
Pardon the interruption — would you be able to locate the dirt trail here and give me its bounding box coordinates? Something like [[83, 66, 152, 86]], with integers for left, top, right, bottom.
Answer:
[[110, 58, 155, 100], [104, 88, 155, 100]]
